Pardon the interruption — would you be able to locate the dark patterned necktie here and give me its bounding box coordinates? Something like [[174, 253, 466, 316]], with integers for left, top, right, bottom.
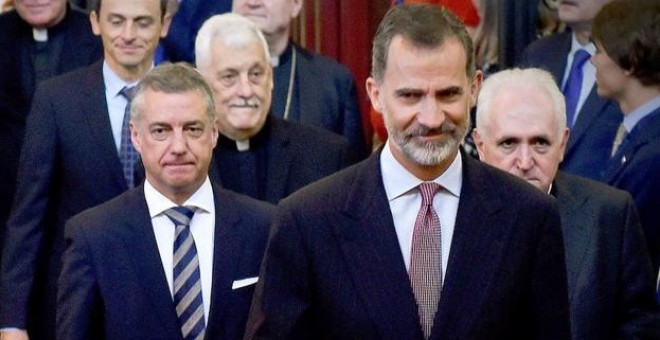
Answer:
[[119, 86, 138, 188], [409, 182, 443, 339], [164, 206, 206, 340]]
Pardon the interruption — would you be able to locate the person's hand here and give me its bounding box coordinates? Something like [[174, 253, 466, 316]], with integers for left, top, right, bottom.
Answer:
[[0, 329, 29, 340]]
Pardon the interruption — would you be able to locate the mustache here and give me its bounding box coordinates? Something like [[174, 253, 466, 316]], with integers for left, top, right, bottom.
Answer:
[[229, 98, 259, 108], [405, 122, 457, 137]]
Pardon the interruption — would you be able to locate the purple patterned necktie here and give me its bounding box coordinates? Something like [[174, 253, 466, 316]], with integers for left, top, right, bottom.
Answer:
[[409, 182, 443, 339], [563, 49, 591, 127]]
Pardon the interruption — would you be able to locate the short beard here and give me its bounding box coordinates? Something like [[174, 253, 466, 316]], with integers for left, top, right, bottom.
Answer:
[[385, 113, 469, 166]]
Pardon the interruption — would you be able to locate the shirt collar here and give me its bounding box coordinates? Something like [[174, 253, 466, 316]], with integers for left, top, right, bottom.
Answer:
[[143, 177, 215, 219], [569, 33, 596, 56], [623, 95, 660, 133], [102, 60, 148, 98], [380, 140, 463, 201]]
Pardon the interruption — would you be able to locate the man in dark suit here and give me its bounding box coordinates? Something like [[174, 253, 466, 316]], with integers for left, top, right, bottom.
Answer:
[[157, 0, 232, 63], [592, 0, 660, 279], [195, 14, 354, 204], [0, 0, 101, 255], [245, 5, 570, 339], [57, 63, 274, 340], [518, 0, 621, 182], [474, 67, 660, 340], [232, 0, 367, 158], [0, 0, 172, 339]]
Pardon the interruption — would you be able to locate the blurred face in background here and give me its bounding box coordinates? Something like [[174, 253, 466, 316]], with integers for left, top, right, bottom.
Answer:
[[15, 0, 67, 28], [232, 0, 302, 37], [557, 0, 612, 30]]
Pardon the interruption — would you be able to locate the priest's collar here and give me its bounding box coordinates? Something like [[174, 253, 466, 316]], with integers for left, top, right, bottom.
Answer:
[[270, 42, 294, 67], [217, 114, 273, 152]]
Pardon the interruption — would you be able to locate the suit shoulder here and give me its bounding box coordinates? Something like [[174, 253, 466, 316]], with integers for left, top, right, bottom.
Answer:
[[280, 159, 367, 207], [65, 189, 142, 236], [297, 46, 353, 80], [519, 32, 569, 66], [36, 63, 99, 94], [214, 185, 276, 218], [558, 172, 634, 205]]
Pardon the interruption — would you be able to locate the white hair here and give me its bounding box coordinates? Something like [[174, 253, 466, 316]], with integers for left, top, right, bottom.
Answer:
[[476, 67, 566, 138], [195, 13, 271, 69]]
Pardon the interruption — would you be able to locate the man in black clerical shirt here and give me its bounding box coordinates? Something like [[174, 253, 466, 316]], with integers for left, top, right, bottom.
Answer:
[[196, 13, 354, 204], [0, 0, 101, 267], [232, 0, 367, 158]]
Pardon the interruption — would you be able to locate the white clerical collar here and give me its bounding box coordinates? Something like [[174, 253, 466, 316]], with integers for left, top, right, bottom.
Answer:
[[236, 139, 250, 151], [33, 28, 48, 42]]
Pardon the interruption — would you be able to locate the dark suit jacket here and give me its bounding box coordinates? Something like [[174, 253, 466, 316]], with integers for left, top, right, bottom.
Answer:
[[604, 108, 660, 278], [210, 115, 355, 204], [0, 5, 102, 252], [519, 32, 622, 182], [286, 45, 367, 158], [57, 184, 274, 340], [246, 151, 571, 339], [0, 61, 130, 338], [552, 172, 660, 339], [160, 0, 231, 63]]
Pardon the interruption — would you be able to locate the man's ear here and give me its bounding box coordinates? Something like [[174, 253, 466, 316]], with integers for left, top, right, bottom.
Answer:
[[469, 70, 484, 107], [130, 122, 143, 155], [557, 127, 570, 163], [366, 77, 383, 114], [472, 128, 486, 159], [89, 11, 101, 36], [291, 0, 303, 19]]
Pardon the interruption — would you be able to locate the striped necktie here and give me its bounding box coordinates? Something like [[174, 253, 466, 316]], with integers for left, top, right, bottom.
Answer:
[[164, 206, 206, 340]]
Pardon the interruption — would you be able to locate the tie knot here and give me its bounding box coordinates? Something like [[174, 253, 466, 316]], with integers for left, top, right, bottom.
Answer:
[[572, 49, 591, 68], [418, 182, 441, 206], [119, 86, 136, 101], [164, 206, 196, 227]]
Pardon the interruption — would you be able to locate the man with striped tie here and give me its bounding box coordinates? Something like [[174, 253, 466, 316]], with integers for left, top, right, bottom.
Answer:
[[56, 63, 275, 340]]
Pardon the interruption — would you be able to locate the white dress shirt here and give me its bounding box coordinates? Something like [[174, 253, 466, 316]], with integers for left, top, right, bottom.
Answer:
[[561, 34, 597, 124], [143, 177, 215, 324], [380, 141, 462, 284]]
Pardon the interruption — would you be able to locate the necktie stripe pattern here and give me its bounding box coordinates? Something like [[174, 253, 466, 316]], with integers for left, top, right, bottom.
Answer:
[[119, 86, 139, 188], [563, 49, 591, 127], [164, 206, 206, 340], [409, 182, 442, 339]]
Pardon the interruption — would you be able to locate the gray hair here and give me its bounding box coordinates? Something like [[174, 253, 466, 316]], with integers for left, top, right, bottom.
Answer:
[[476, 68, 566, 138], [195, 13, 271, 70], [371, 4, 475, 83], [130, 62, 216, 124]]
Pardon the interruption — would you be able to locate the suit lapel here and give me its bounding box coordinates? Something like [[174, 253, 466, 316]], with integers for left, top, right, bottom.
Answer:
[[604, 108, 660, 182], [331, 153, 424, 340], [82, 61, 128, 191], [431, 156, 507, 338], [552, 173, 591, 297], [205, 187, 246, 337], [120, 188, 181, 336], [566, 89, 614, 154], [265, 117, 293, 202]]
